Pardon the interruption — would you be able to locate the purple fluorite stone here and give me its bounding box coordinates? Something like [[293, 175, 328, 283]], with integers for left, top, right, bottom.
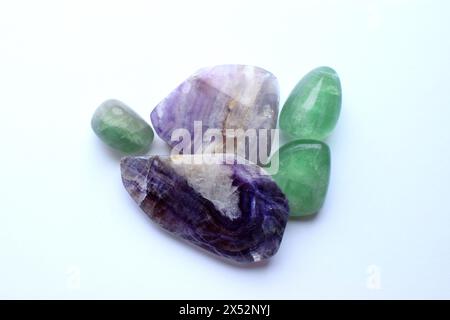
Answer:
[[150, 65, 279, 157], [120, 155, 289, 263]]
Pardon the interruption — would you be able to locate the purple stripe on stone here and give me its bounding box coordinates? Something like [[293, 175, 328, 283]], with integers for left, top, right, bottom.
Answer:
[[120, 155, 289, 263], [150, 65, 279, 158]]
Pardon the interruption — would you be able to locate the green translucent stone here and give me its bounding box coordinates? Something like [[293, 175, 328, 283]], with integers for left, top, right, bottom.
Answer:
[[91, 99, 154, 154], [280, 66, 341, 140], [272, 140, 330, 217]]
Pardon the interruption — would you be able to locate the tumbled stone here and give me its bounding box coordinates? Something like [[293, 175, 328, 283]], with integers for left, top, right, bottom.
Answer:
[[120, 154, 289, 263], [91, 99, 154, 154], [150, 65, 279, 159], [280, 66, 341, 140], [272, 140, 330, 217]]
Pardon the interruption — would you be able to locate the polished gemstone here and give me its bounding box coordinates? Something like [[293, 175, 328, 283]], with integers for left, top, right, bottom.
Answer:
[[150, 65, 279, 160], [120, 154, 289, 263], [272, 140, 330, 217], [280, 66, 341, 140], [91, 99, 154, 154]]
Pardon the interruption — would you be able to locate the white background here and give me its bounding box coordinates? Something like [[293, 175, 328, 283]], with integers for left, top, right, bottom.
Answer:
[[0, 0, 449, 299]]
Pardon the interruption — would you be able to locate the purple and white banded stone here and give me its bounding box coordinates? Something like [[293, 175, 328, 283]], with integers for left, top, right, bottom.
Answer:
[[150, 65, 279, 159], [120, 154, 289, 263]]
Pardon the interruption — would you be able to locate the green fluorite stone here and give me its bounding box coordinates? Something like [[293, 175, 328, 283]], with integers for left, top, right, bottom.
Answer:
[[91, 99, 154, 154], [272, 140, 330, 217], [280, 66, 341, 140]]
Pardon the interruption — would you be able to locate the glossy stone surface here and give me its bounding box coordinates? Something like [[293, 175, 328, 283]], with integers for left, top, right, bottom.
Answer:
[[91, 99, 154, 154], [120, 154, 289, 263], [150, 65, 279, 158], [272, 140, 330, 217], [280, 66, 341, 140]]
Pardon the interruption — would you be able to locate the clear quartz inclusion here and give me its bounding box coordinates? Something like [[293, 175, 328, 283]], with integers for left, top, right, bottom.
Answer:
[[120, 154, 289, 263]]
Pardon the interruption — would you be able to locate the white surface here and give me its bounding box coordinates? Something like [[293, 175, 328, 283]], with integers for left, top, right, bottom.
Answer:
[[0, 0, 449, 299]]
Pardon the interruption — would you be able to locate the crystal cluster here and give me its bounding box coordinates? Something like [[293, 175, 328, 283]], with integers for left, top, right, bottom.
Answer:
[[92, 64, 343, 262]]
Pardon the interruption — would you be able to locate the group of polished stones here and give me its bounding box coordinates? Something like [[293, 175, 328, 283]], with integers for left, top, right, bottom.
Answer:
[[92, 65, 341, 264]]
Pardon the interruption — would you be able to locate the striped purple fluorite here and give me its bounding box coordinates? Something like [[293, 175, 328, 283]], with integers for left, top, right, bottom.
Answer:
[[120, 155, 289, 263], [150, 65, 279, 158]]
